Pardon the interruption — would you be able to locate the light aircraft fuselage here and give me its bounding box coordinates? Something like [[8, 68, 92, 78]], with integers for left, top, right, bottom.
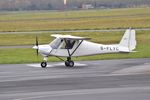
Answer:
[[33, 29, 137, 68]]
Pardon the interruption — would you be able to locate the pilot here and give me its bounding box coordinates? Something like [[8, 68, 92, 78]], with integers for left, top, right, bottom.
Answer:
[[65, 40, 75, 49]]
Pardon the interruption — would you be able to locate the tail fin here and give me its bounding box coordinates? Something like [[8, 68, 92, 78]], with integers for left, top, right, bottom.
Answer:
[[119, 29, 137, 52]]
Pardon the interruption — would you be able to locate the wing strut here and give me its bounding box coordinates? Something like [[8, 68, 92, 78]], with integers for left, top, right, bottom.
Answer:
[[64, 39, 83, 57], [55, 56, 65, 61]]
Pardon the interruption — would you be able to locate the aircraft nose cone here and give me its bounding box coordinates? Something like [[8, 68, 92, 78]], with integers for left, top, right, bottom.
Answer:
[[32, 46, 38, 49]]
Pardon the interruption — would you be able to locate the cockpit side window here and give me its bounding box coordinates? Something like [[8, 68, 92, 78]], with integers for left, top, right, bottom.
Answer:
[[60, 39, 76, 49], [65, 40, 76, 49]]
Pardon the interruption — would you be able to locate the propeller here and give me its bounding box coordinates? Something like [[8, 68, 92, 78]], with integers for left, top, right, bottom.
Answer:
[[32, 35, 39, 56], [36, 36, 39, 56]]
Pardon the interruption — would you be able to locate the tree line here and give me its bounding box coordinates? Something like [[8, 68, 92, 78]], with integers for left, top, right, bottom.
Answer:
[[0, 0, 149, 11]]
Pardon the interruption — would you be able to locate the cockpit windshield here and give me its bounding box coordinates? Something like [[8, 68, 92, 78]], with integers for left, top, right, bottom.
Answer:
[[50, 38, 63, 49], [50, 38, 76, 49]]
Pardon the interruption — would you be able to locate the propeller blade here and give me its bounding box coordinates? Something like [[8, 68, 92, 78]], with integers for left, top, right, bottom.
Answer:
[[36, 36, 38, 46], [36, 49, 38, 56], [35, 35, 39, 56]]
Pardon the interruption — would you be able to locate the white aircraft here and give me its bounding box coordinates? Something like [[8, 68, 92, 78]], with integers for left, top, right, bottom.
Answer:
[[33, 29, 136, 68]]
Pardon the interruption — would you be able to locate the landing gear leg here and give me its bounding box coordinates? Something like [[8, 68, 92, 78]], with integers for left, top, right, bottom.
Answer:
[[65, 57, 74, 67], [41, 57, 48, 68]]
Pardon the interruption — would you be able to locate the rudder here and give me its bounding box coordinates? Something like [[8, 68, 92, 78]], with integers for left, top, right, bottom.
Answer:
[[119, 29, 136, 52]]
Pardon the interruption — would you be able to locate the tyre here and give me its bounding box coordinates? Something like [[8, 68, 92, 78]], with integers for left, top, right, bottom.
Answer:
[[69, 61, 74, 67], [65, 61, 70, 67], [41, 62, 47, 68]]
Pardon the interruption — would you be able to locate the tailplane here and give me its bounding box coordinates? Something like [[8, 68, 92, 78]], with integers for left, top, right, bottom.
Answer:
[[119, 29, 137, 52]]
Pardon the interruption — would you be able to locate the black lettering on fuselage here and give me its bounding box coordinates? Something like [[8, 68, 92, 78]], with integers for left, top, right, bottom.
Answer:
[[100, 46, 119, 51]]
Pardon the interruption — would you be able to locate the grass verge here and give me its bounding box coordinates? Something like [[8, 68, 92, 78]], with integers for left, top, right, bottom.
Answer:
[[0, 30, 149, 64], [0, 44, 149, 64], [0, 7, 150, 31]]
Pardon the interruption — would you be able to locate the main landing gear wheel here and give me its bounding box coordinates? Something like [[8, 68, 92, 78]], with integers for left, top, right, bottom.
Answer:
[[41, 62, 47, 68], [65, 60, 74, 67]]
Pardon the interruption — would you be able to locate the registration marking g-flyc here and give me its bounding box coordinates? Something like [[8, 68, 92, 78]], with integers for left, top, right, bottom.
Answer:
[[100, 46, 119, 51]]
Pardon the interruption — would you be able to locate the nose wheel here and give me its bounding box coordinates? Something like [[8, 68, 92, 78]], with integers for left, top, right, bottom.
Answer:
[[41, 62, 47, 68]]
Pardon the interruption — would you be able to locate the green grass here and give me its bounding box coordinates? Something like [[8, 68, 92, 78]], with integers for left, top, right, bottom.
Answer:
[[0, 30, 149, 64], [0, 31, 120, 46], [0, 48, 60, 64], [0, 8, 149, 20], [0, 7, 149, 64], [0, 7, 150, 31], [0, 30, 149, 46], [0, 33, 52, 46], [0, 44, 149, 64]]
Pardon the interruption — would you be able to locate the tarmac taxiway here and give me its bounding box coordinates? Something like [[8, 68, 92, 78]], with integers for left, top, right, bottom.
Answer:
[[0, 58, 150, 100]]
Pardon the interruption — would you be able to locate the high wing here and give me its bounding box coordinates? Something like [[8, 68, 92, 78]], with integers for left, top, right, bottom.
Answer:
[[51, 34, 91, 40]]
